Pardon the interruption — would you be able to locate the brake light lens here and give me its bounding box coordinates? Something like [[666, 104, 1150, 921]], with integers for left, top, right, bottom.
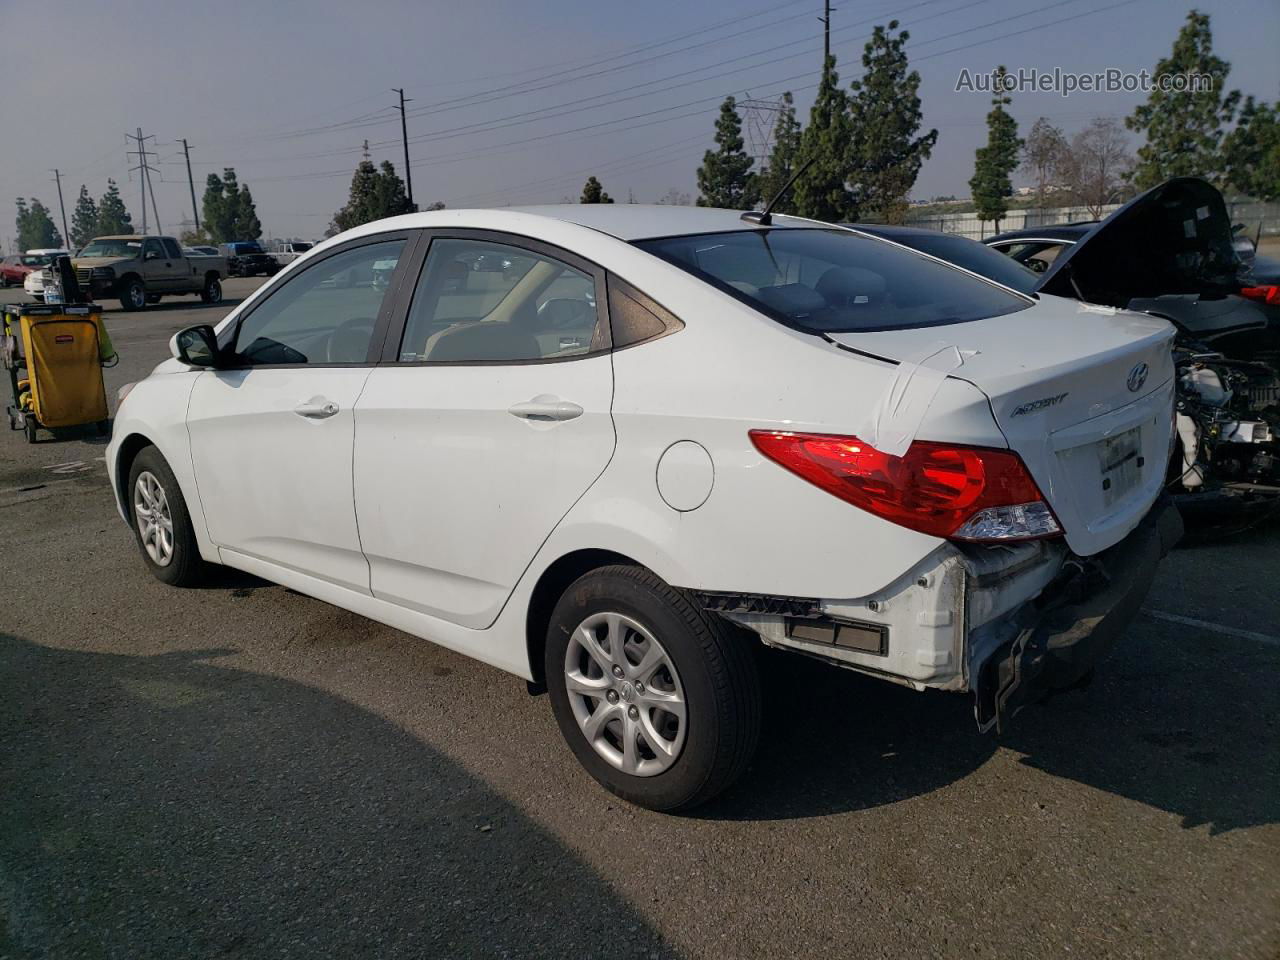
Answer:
[[1240, 285, 1280, 306], [749, 430, 1062, 541]]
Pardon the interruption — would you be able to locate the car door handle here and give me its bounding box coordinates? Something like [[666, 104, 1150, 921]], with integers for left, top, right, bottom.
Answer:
[[294, 397, 340, 420], [507, 396, 584, 422]]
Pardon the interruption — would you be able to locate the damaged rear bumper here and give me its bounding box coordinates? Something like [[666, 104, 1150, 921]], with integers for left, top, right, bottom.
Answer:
[[971, 500, 1183, 732]]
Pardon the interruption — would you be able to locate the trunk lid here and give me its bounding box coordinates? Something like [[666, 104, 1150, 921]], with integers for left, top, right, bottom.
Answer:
[[827, 295, 1177, 556]]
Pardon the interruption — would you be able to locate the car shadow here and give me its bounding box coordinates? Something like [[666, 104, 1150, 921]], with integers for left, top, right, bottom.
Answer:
[[700, 637, 1278, 834], [0, 633, 678, 959]]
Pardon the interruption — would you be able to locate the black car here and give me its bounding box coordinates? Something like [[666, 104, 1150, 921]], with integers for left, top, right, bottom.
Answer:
[[220, 241, 278, 278], [847, 181, 1280, 525]]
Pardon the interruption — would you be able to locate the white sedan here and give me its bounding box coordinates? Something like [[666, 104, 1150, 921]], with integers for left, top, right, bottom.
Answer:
[[106, 206, 1181, 810]]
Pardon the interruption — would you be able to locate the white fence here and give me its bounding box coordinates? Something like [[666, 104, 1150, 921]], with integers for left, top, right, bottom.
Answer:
[[904, 199, 1280, 241]]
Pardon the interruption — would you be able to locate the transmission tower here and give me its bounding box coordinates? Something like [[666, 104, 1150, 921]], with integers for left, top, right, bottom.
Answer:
[[740, 95, 785, 169]]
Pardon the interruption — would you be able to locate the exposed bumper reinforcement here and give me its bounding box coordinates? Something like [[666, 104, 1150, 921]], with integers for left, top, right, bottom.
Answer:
[[974, 500, 1184, 733]]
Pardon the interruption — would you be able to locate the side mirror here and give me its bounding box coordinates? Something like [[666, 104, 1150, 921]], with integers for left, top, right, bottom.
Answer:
[[170, 324, 221, 367]]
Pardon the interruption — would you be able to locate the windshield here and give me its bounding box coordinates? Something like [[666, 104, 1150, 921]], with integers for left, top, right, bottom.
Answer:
[[19, 255, 52, 266], [231, 243, 265, 255], [867, 231, 1041, 295], [637, 228, 1031, 333], [79, 239, 141, 258]]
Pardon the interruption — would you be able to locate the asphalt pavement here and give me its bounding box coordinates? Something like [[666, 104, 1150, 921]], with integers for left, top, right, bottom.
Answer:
[[1, 281, 1277, 959]]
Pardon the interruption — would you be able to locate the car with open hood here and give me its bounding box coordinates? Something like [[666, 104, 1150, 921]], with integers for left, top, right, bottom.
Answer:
[[105, 205, 1180, 810], [980, 178, 1280, 522]]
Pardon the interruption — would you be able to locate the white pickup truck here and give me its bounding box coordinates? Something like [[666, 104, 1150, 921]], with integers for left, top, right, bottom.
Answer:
[[271, 241, 314, 268]]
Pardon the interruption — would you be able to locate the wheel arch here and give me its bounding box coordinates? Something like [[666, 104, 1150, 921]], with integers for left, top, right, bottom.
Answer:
[[524, 548, 644, 689], [114, 431, 157, 521]]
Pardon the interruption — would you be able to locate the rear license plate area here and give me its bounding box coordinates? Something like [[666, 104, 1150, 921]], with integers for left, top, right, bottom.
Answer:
[[1098, 426, 1142, 506]]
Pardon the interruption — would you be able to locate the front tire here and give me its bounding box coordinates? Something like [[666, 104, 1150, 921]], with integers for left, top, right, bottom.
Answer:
[[127, 446, 209, 586], [200, 276, 223, 304], [545, 565, 761, 812], [120, 278, 146, 311]]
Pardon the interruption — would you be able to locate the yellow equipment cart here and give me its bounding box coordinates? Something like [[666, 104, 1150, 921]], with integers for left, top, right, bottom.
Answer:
[[3, 302, 114, 443]]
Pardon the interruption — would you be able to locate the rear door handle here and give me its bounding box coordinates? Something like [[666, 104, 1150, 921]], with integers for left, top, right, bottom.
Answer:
[[294, 397, 340, 420], [507, 395, 584, 422]]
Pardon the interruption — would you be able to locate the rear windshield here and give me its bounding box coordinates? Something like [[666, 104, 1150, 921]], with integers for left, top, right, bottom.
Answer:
[[869, 231, 1041, 295], [636, 228, 1031, 333], [79, 240, 140, 258]]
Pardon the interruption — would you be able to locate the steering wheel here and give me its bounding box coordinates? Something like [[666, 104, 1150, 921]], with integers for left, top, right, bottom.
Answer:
[[537, 298, 593, 330], [326, 316, 376, 363]]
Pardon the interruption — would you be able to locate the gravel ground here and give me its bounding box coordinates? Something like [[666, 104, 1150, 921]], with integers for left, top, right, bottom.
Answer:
[[1, 282, 1277, 959]]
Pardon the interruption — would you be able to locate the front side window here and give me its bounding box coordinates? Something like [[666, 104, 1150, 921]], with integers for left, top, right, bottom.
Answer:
[[398, 238, 603, 363], [231, 239, 405, 366], [143, 239, 165, 260], [637, 228, 1031, 333], [995, 241, 1071, 274]]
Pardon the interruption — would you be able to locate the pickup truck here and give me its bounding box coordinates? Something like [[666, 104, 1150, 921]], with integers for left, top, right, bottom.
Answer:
[[271, 240, 314, 267], [220, 241, 278, 277], [73, 235, 228, 311]]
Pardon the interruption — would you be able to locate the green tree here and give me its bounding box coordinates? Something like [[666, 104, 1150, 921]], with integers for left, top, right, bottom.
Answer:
[[70, 185, 99, 248], [580, 176, 614, 203], [15, 197, 63, 250], [847, 21, 937, 224], [794, 56, 855, 221], [331, 158, 414, 232], [1125, 9, 1239, 188], [371, 161, 414, 219], [234, 183, 263, 241], [753, 92, 802, 214], [969, 66, 1022, 232], [1221, 97, 1280, 200], [696, 96, 758, 209], [96, 179, 133, 234]]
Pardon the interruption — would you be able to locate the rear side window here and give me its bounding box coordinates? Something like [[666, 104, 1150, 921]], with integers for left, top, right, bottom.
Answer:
[[637, 228, 1031, 333], [607, 276, 684, 348], [162, 238, 183, 259]]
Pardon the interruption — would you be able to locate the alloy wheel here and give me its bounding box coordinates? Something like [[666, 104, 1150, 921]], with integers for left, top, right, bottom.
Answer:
[[133, 470, 174, 566], [564, 611, 687, 776]]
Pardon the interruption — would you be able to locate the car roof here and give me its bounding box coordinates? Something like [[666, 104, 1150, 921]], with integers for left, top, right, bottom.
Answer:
[[472, 204, 806, 241], [985, 224, 1096, 243]]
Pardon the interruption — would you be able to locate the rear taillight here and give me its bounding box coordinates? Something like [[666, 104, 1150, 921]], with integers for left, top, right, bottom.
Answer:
[[1240, 285, 1280, 305], [749, 430, 1062, 542]]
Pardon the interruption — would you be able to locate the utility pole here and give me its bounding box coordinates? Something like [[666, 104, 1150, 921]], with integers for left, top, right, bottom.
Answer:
[[126, 128, 161, 234], [50, 169, 70, 248], [180, 138, 200, 232], [819, 0, 833, 64], [392, 87, 416, 211]]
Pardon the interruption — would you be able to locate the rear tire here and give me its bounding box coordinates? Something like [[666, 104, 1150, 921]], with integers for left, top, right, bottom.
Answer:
[[126, 446, 209, 587], [120, 278, 146, 311], [200, 276, 223, 304], [545, 565, 761, 812], [24, 417, 37, 444]]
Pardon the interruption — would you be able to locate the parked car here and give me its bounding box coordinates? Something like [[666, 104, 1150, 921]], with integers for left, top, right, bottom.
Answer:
[[978, 178, 1280, 523], [271, 240, 314, 267], [106, 206, 1180, 810], [73, 235, 227, 310], [16, 249, 71, 300], [1, 252, 55, 287], [185, 245, 221, 257], [221, 241, 278, 277]]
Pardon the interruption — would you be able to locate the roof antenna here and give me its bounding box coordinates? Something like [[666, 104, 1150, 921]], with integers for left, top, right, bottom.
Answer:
[[741, 155, 816, 227]]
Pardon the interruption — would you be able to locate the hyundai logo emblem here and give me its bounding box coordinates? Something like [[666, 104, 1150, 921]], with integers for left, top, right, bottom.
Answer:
[[1127, 362, 1149, 393]]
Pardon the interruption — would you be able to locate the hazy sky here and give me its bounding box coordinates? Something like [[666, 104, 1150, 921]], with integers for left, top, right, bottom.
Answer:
[[3, 0, 1277, 246]]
